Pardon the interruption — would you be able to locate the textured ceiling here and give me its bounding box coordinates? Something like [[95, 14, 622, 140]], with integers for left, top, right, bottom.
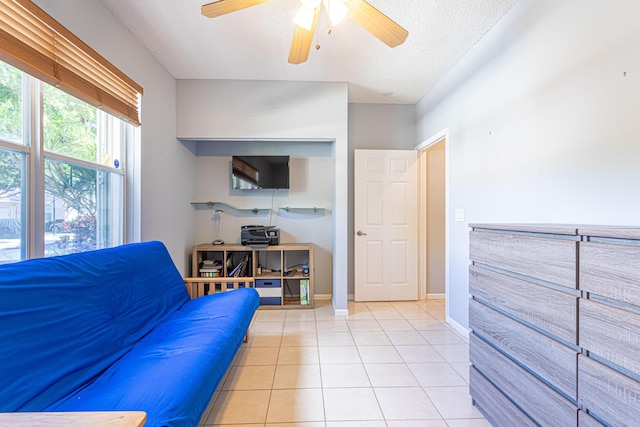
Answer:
[[100, 0, 517, 104]]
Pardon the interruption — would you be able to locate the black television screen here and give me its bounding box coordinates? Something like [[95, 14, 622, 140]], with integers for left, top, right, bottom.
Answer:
[[231, 156, 290, 190]]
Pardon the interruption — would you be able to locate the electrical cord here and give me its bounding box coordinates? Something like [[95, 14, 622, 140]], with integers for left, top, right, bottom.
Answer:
[[269, 189, 275, 226]]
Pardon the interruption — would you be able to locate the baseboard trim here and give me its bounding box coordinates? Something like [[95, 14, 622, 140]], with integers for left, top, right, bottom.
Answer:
[[333, 307, 349, 316], [426, 293, 446, 300], [317, 294, 349, 316], [446, 315, 470, 340]]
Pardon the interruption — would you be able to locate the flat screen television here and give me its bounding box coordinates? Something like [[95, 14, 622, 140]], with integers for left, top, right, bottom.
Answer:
[[231, 155, 290, 190]]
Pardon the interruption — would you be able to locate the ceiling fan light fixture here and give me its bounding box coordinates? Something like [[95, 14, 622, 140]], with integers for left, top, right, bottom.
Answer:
[[200, 0, 408, 65], [294, 1, 320, 31], [300, 0, 322, 8], [323, 0, 349, 26]]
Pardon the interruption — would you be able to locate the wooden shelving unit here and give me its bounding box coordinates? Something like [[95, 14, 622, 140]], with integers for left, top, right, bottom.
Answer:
[[187, 243, 314, 308]]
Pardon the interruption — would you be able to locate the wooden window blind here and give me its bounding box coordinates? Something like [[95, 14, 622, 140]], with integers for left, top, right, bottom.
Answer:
[[0, 0, 143, 125]]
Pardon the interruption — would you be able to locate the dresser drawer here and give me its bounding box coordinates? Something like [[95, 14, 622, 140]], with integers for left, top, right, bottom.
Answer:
[[470, 230, 577, 289], [470, 334, 578, 426], [578, 355, 640, 427], [580, 298, 640, 378], [580, 241, 640, 306], [470, 366, 536, 427], [578, 410, 605, 427], [469, 265, 578, 343], [469, 299, 577, 399]]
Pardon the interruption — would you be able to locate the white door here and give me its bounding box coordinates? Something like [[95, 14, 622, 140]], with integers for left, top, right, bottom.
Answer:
[[354, 149, 418, 301]]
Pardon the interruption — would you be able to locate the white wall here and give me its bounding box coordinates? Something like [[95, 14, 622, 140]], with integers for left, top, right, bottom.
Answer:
[[349, 104, 416, 150], [417, 0, 640, 329], [177, 80, 349, 313], [34, 0, 195, 274]]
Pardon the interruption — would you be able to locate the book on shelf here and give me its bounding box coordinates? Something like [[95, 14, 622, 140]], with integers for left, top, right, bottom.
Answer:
[[300, 279, 310, 305], [199, 259, 222, 278], [199, 268, 221, 278], [226, 253, 233, 273], [228, 261, 242, 277], [227, 254, 252, 277], [239, 254, 251, 277]]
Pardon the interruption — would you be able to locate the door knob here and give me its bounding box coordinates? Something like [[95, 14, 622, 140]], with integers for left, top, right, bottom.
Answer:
[[356, 230, 367, 236]]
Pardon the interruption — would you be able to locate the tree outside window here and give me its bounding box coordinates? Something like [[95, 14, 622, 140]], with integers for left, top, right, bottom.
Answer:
[[0, 60, 126, 262]]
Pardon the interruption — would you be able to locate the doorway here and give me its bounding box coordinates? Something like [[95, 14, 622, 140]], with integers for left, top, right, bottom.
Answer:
[[417, 130, 448, 310]]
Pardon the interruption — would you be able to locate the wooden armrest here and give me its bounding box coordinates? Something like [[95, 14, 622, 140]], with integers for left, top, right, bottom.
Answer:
[[183, 277, 255, 299], [0, 411, 146, 426]]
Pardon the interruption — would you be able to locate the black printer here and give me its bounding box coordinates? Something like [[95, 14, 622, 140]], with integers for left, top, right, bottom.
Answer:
[[241, 225, 280, 246]]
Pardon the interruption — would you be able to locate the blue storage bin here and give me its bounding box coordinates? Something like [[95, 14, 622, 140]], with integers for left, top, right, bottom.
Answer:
[[255, 279, 282, 305]]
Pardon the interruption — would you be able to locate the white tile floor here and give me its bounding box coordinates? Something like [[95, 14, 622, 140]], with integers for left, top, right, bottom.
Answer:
[[199, 300, 489, 427]]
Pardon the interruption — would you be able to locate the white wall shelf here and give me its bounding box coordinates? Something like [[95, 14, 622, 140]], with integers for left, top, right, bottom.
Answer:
[[190, 201, 269, 215], [278, 207, 325, 214]]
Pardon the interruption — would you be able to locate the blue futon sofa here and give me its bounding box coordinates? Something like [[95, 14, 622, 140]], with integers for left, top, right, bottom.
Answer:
[[0, 241, 259, 426]]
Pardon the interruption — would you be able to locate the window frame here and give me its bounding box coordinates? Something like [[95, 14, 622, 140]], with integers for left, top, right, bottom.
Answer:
[[0, 66, 129, 261]]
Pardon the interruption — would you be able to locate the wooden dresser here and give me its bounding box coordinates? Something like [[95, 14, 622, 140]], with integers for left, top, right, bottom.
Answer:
[[469, 224, 640, 427]]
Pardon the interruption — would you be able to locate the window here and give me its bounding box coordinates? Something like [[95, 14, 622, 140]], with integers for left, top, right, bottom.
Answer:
[[0, 59, 130, 262], [0, 147, 26, 263], [0, 60, 27, 263], [0, 60, 23, 144], [0, 0, 141, 263]]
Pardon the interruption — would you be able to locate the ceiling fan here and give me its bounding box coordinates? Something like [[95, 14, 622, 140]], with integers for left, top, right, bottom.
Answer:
[[201, 0, 409, 64]]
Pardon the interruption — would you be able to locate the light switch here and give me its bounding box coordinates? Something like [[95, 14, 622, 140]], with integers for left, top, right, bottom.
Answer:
[[455, 209, 465, 222]]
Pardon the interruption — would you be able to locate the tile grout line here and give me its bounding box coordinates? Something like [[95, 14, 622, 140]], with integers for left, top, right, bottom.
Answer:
[[205, 301, 482, 426]]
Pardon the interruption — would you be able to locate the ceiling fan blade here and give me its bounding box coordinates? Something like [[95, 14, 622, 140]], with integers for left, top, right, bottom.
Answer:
[[201, 0, 271, 18], [288, 12, 319, 64], [344, 0, 408, 48]]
